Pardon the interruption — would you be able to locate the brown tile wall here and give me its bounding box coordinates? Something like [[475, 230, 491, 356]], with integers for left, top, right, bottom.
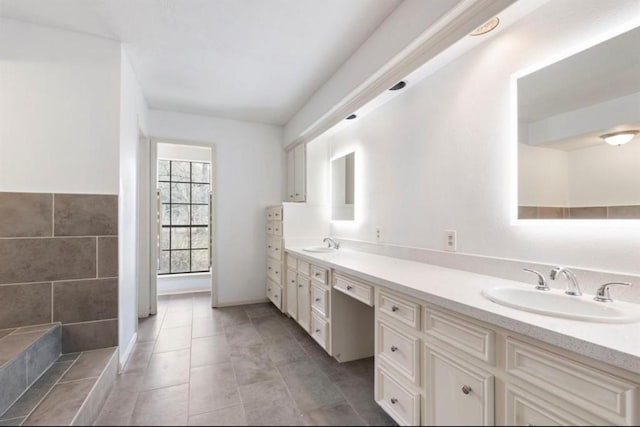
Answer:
[[518, 205, 640, 219], [0, 192, 118, 352]]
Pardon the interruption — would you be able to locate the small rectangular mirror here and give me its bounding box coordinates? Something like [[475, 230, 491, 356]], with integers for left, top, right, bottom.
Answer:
[[331, 152, 355, 221], [517, 25, 640, 220]]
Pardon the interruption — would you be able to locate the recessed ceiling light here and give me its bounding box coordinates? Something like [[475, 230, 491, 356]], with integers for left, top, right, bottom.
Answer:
[[346, 114, 357, 120], [389, 81, 407, 91], [470, 17, 500, 36], [600, 130, 638, 146]]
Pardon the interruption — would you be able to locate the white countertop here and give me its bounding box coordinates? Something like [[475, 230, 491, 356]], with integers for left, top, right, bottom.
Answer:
[[285, 245, 640, 374]]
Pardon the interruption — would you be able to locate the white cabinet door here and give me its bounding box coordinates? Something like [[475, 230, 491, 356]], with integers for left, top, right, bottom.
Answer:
[[287, 149, 295, 201], [293, 143, 305, 202], [297, 275, 310, 331], [425, 346, 494, 426], [286, 269, 298, 319]]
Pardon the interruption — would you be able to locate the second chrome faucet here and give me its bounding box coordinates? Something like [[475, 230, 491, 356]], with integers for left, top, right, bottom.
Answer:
[[524, 266, 582, 296]]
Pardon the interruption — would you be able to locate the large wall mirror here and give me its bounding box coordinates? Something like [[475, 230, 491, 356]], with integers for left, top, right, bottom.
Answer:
[[517, 25, 640, 220], [331, 152, 355, 221]]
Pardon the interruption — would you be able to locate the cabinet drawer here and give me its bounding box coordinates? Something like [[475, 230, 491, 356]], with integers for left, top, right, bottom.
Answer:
[[310, 265, 328, 285], [266, 220, 282, 236], [377, 321, 420, 385], [506, 337, 639, 425], [379, 290, 421, 330], [267, 236, 282, 260], [333, 273, 373, 306], [376, 366, 420, 426], [424, 307, 495, 365], [311, 312, 329, 350], [266, 206, 282, 221], [425, 346, 494, 426], [505, 384, 598, 426], [297, 259, 310, 276], [311, 285, 329, 318], [266, 281, 282, 311], [266, 258, 281, 283]]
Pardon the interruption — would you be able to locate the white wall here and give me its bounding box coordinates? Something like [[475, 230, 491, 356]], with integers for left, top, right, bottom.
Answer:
[[518, 143, 569, 206], [157, 142, 211, 162], [119, 48, 148, 365], [317, 0, 640, 275], [0, 18, 120, 194], [148, 110, 284, 305], [568, 141, 640, 206]]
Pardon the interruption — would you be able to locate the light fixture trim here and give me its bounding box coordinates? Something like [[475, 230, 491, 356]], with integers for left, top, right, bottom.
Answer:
[[470, 17, 500, 36], [600, 130, 638, 146]]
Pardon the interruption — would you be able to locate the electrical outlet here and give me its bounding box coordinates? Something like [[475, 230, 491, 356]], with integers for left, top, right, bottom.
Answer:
[[444, 230, 457, 252], [375, 226, 381, 242]]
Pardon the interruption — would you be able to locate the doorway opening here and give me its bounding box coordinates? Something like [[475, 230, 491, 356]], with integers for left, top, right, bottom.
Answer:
[[143, 140, 216, 317]]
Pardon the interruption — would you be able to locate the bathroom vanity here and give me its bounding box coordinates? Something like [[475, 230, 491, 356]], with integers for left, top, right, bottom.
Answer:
[[281, 246, 640, 426]]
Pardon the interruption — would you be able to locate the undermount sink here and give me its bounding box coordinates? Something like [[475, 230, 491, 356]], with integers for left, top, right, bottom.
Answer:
[[482, 286, 640, 323], [303, 246, 337, 253]]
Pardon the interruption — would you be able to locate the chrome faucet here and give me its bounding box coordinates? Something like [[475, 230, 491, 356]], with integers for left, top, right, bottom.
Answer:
[[323, 237, 340, 249], [550, 267, 582, 296]]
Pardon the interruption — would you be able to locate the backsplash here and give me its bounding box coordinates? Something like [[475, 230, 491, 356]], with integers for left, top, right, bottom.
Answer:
[[0, 192, 118, 352], [338, 238, 640, 305]]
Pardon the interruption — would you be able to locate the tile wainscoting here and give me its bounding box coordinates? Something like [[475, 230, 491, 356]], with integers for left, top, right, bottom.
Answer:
[[0, 192, 118, 352]]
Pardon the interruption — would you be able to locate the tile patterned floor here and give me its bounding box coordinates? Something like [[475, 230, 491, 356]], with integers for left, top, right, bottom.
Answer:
[[96, 292, 396, 426]]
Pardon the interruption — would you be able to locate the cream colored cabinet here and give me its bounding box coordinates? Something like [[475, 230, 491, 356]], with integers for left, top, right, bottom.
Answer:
[[425, 345, 494, 426], [286, 267, 297, 319], [265, 206, 284, 313], [297, 274, 311, 332], [286, 144, 306, 202]]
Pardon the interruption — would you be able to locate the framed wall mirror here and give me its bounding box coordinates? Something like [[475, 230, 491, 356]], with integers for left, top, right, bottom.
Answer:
[[331, 152, 355, 221], [517, 25, 640, 220]]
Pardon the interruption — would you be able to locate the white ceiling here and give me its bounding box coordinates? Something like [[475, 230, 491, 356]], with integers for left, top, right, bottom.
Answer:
[[0, 0, 402, 125]]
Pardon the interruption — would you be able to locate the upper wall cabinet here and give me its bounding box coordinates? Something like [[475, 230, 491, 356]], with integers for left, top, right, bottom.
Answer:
[[287, 144, 306, 202]]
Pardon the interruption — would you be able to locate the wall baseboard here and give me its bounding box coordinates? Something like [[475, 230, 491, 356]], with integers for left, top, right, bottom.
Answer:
[[215, 298, 270, 308]]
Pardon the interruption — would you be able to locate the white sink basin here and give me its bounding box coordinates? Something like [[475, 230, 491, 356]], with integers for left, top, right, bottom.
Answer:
[[302, 246, 337, 253], [482, 286, 640, 323]]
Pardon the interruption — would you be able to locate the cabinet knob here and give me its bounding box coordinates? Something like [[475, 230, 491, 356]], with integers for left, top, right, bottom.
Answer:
[[298, 284, 303, 288], [390, 398, 398, 405], [391, 305, 399, 312], [346, 285, 353, 291], [268, 267, 272, 270], [461, 385, 472, 395], [315, 298, 321, 302], [315, 329, 321, 333], [275, 271, 279, 274], [315, 272, 321, 277], [275, 248, 279, 251], [390, 346, 398, 352], [296, 193, 300, 196], [268, 245, 272, 249], [267, 288, 271, 291]]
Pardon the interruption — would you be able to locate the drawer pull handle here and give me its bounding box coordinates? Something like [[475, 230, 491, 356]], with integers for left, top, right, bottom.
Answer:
[[461, 385, 472, 395], [346, 285, 353, 291], [315, 272, 321, 277], [391, 305, 399, 312], [390, 398, 398, 405], [390, 346, 398, 352], [315, 329, 321, 333], [315, 298, 321, 302], [298, 284, 303, 288]]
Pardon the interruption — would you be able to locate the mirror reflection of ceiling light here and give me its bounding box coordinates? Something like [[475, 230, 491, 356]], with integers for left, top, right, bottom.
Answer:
[[470, 17, 500, 36], [600, 130, 638, 146]]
